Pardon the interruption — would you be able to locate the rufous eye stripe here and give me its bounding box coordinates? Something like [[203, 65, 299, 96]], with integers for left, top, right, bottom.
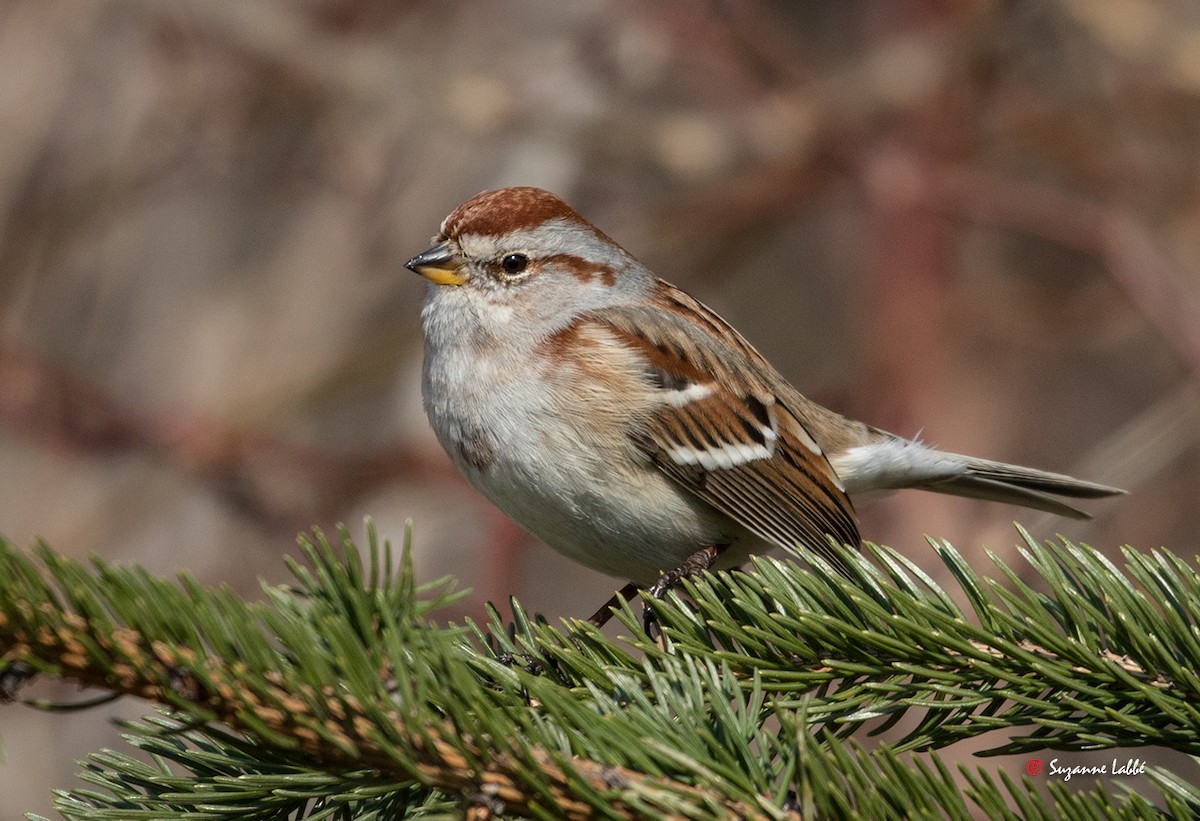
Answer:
[[542, 254, 618, 287]]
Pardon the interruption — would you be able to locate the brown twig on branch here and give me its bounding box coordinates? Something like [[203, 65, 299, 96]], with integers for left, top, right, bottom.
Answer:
[[906, 159, 1200, 383], [0, 605, 786, 821], [0, 337, 453, 531]]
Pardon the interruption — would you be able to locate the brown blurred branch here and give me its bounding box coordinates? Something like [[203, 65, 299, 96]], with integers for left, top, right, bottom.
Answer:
[[0, 338, 452, 532], [904, 158, 1200, 382]]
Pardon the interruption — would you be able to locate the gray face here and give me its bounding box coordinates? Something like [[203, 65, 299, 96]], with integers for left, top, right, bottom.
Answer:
[[417, 216, 654, 352]]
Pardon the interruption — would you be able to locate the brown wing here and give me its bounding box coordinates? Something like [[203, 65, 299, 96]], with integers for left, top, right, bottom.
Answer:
[[592, 286, 860, 567]]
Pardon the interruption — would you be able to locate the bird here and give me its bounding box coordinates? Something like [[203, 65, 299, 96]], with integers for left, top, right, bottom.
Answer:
[[406, 186, 1121, 604]]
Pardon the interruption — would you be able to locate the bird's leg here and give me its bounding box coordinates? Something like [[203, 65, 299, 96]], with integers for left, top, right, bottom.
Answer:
[[643, 544, 726, 635], [587, 581, 640, 628]]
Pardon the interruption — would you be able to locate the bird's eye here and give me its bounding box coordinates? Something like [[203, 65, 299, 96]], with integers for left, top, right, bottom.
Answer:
[[500, 253, 529, 275]]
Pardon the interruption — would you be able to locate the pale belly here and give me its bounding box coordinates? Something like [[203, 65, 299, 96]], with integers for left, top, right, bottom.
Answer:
[[425, 368, 750, 583], [420, 302, 763, 583], [467, 441, 739, 583]]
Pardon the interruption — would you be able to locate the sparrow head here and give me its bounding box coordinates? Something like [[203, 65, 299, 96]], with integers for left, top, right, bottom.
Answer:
[[406, 188, 651, 328]]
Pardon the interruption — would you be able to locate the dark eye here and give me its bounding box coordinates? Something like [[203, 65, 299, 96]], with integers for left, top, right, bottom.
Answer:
[[500, 253, 529, 275]]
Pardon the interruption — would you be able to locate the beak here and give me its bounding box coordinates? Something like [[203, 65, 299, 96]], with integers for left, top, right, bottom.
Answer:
[[405, 243, 466, 286]]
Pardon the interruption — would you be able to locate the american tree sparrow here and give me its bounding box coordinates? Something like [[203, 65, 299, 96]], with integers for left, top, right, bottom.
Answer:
[[407, 187, 1121, 601]]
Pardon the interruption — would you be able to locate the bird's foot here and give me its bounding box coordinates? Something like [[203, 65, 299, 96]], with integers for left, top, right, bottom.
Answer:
[[642, 545, 725, 636]]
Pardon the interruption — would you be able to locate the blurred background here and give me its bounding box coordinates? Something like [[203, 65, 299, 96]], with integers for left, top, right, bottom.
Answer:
[[2, 0, 1199, 815]]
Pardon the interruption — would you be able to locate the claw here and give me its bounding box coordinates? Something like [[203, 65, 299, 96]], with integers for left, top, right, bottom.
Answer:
[[641, 545, 725, 636]]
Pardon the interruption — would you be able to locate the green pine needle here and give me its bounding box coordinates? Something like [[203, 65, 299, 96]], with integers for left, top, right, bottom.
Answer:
[[0, 523, 1198, 819]]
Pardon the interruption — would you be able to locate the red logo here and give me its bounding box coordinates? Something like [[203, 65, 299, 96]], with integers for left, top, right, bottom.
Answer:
[[1026, 759, 1044, 776]]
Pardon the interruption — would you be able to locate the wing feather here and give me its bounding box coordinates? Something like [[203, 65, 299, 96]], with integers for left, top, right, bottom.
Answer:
[[590, 288, 861, 565]]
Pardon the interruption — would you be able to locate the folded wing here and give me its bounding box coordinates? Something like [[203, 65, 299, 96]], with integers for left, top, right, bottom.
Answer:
[[592, 287, 861, 567]]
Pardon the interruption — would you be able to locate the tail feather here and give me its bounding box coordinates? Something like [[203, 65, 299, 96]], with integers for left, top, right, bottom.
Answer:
[[922, 474, 1094, 520], [831, 436, 1124, 519], [950, 456, 1123, 499]]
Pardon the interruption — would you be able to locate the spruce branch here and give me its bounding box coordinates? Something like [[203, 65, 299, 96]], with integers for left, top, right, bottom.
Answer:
[[0, 528, 783, 819], [561, 528, 1200, 755], [0, 525, 1197, 818]]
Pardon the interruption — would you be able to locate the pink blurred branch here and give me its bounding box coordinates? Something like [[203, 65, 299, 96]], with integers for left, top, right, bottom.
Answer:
[[909, 158, 1200, 382], [0, 339, 452, 532]]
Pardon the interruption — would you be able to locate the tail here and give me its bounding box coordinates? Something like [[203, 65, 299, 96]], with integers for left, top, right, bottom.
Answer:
[[916, 453, 1122, 519], [829, 435, 1124, 520]]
